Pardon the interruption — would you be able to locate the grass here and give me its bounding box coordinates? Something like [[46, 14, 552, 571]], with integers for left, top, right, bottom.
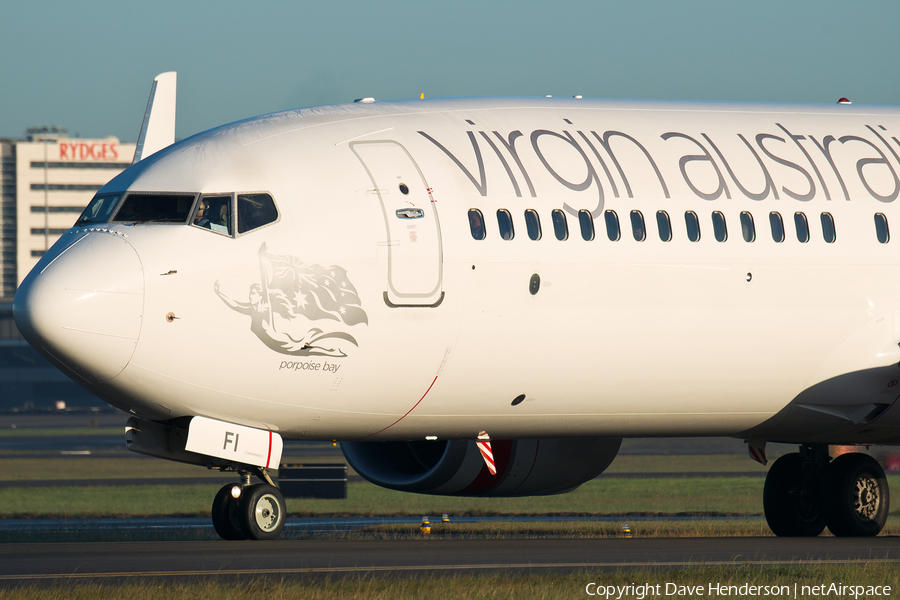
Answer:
[[604, 453, 771, 473], [0, 428, 122, 438], [0, 485, 216, 519], [14, 516, 900, 545], [0, 452, 767, 482], [289, 477, 768, 517], [0, 455, 352, 480], [0, 477, 769, 519], [2, 564, 900, 599], [358, 519, 777, 538], [5, 473, 900, 519], [0, 457, 238, 481], [0, 517, 777, 545]]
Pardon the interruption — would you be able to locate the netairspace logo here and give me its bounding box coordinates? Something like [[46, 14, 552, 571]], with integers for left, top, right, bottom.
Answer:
[[584, 582, 893, 598]]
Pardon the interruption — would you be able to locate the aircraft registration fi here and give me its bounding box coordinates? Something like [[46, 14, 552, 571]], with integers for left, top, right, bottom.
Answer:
[[12, 73, 900, 539]]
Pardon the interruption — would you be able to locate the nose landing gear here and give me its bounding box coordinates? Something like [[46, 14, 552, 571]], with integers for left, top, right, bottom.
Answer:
[[211, 483, 247, 540], [211, 469, 287, 541], [763, 446, 889, 537], [238, 483, 287, 540]]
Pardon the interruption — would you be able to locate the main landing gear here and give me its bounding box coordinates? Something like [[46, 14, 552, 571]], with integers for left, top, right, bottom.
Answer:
[[210, 470, 286, 541], [763, 446, 889, 537]]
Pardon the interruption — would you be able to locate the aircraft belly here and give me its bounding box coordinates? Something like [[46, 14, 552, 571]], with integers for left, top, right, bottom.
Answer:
[[376, 258, 894, 439]]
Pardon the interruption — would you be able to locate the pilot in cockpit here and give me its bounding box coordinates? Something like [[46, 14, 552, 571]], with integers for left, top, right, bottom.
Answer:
[[193, 199, 211, 229]]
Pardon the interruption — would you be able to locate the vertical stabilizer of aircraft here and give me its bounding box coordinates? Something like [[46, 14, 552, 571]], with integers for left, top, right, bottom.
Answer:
[[132, 71, 177, 164]]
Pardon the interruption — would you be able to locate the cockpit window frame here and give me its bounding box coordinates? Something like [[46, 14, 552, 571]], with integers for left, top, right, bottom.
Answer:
[[236, 191, 280, 237], [192, 193, 235, 237], [111, 192, 198, 225], [76, 193, 124, 226], [100, 190, 279, 235]]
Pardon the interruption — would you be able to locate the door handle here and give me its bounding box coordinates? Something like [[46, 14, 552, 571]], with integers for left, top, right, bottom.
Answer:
[[395, 208, 425, 219]]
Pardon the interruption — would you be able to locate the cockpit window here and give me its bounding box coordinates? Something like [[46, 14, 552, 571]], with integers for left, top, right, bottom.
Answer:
[[237, 193, 278, 234], [193, 194, 233, 235], [77, 193, 121, 225], [113, 193, 196, 223]]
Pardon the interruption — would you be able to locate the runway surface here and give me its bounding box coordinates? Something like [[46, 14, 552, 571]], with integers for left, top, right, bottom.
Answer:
[[1, 537, 899, 583], [0, 515, 763, 535]]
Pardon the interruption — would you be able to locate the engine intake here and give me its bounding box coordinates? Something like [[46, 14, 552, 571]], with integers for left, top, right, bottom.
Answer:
[[341, 437, 621, 496]]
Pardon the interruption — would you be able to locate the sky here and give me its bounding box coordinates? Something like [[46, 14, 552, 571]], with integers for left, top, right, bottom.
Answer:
[[2, 0, 899, 143]]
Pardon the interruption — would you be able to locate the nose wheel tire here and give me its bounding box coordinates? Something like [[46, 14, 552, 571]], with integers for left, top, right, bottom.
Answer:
[[238, 483, 287, 541], [822, 453, 889, 537], [763, 453, 825, 537], [211, 484, 248, 541]]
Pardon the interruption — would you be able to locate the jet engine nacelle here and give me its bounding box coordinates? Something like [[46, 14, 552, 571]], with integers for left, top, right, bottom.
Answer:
[[341, 437, 622, 496]]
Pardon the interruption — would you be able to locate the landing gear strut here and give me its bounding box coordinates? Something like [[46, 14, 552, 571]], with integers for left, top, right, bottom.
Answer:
[[763, 446, 889, 537], [210, 469, 286, 541]]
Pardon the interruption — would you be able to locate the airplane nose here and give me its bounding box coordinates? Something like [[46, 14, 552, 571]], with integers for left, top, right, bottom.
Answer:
[[13, 232, 144, 384]]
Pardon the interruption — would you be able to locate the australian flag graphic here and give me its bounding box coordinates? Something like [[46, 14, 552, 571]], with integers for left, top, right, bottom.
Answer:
[[261, 246, 369, 327]]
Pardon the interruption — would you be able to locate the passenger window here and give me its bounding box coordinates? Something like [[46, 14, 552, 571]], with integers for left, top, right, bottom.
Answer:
[[794, 212, 809, 243], [468, 209, 486, 240], [875, 213, 890, 243], [237, 193, 278, 234], [684, 211, 700, 242], [497, 209, 514, 240], [712, 211, 727, 242], [740, 212, 755, 243], [194, 195, 232, 235], [578, 210, 595, 241], [604, 210, 620, 241], [769, 212, 785, 243], [656, 211, 672, 242], [525, 209, 541, 240], [630, 210, 646, 241], [77, 193, 121, 225], [821, 212, 836, 243], [113, 193, 195, 223], [551, 209, 568, 240]]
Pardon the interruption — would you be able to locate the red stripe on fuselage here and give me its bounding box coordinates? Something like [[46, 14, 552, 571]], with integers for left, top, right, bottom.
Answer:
[[363, 376, 439, 438]]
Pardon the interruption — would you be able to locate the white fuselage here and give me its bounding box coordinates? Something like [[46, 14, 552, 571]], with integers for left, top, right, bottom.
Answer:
[[15, 97, 900, 445]]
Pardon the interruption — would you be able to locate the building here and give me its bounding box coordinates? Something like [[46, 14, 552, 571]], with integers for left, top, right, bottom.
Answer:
[[0, 129, 135, 411], [10, 128, 135, 292], [1, 142, 16, 299]]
